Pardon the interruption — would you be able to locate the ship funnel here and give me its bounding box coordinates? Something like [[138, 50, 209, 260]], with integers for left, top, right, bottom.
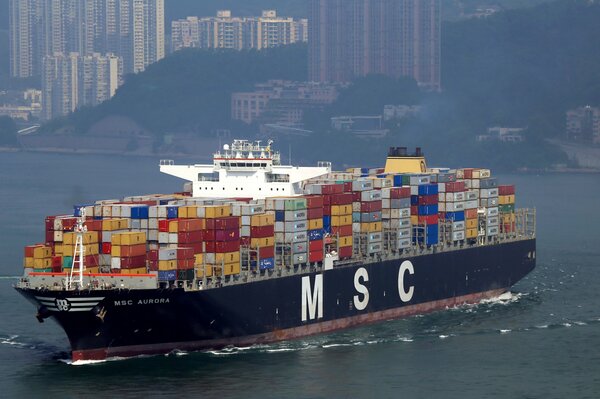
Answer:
[[384, 146, 427, 174]]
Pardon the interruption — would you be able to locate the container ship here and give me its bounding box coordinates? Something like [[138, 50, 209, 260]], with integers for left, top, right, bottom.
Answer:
[[15, 140, 536, 362]]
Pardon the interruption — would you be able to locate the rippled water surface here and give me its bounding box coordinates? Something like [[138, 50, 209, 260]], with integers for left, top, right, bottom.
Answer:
[[1, 153, 599, 398]]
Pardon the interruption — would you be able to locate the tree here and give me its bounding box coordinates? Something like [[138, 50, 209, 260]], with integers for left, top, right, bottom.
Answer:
[[0, 116, 18, 146]]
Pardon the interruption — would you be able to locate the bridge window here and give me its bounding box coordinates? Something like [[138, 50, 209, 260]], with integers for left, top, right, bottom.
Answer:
[[198, 172, 219, 182], [266, 173, 290, 183]]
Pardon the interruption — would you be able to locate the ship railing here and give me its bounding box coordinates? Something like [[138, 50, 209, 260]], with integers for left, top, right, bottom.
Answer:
[[160, 159, 174, 166]]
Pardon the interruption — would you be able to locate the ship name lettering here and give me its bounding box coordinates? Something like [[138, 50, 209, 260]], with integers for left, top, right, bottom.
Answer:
[[113, 298, 169, 306], [353, 267, 369, 311], [398, 260, 415, 303], [301, 274, 323, 322]]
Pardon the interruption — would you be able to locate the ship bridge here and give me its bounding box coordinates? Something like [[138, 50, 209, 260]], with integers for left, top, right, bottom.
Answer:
[[160, 140, 331, 199]]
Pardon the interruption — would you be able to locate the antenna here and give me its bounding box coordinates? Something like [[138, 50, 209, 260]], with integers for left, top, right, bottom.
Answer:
[[67, 207, 87, 290], [289, 143, 292, 165]]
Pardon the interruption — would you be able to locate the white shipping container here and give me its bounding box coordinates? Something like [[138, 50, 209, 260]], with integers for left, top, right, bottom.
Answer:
[[486, 216, 499, 227], [382, 209, 390, 219], [111, 205, 121, 218], [466, 190, 479, 200], [487, 207, 499, 217], [158, 232, 169, 244], [464, 180, 472, 189], [452, 231, 465, 241], [140, 219, 149, 229], [352, 179, 373, 192], [446, 202, 465, 212], [410, 186, 418, 196], [487, 226, 499, 236], [373, 178, 392, 189], [111, 257, 121, 269], [399, 218, 411, 228], [480, 188, 499, 198], [438, 202, 446, 212], [397, 228, 411, 239], [438, 183, 446, 193], [130, 219, 141, 229], [168, 233, 178, 244], [148, 218, 158, 229], [396, 238, 412, 249], [409, 175, 430, 185], [361, 190, 382, 202], [241, 215, 251, 226], [148, 230, 158, 241], [473, 169, 491, 179], [471, 179, 480, 189], [445, 192, 465, 202], [241, 226, 251, 237], [158, 248, 177, 261], [464, 200, 479, 209], [53, 230, 63, 242], [382, 198, 391, 208], [381, 188, 392, 199], [101, 231, 113, 243], [94, 204, 103, 217], [149, 206, 158, 218], [157, 205, 168, 218], [102, 205, 112, 217], [453, 221, 465, 231]]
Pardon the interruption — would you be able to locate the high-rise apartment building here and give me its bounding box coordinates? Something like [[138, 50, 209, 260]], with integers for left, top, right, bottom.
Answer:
[[10, 0, 165, 78], [308, 0, 441, 91], [171, 10, 307, 53], [42, 52, 121, 120]]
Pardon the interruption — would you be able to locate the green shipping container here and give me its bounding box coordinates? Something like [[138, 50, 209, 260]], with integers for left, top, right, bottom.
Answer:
[[284, 198, 307, 211], [499, 204, 515, 213], [63, 256, 73, 268]]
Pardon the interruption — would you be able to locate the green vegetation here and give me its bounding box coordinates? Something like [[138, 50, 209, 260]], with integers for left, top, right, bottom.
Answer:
[[41, 44, 307, 135], [0, 116, 18, 146]]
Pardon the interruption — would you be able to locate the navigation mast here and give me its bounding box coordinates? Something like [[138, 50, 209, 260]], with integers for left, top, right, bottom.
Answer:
[[67, 208, 87, 290]]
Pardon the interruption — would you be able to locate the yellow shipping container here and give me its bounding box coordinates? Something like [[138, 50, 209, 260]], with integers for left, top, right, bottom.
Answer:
[[251, 236, 274, 248], [158, 260, 177, 271], [204, 205, 231, 218], [33, 258, 52, 268], [85, 267, 99, 274], [195, 265, 213, 278], [62, 244, 99, 256], [223, 262, 241, 276], [502, 213, 516, 223], [63, 231, 98, 245], [308, 218, 323, 230], [251, 213, 274, 227], [32, 246, 52, 259], [102, 218, 129, 231], [331, 215, 352, 227], [23, 257, 34, 268], [331, 205, 352, 216], [360, 222, 382, 233], [466, 228, 478, 239], [498, 195, 515, 205], [466, 219, 478, 229], [410, 215, 419, 225], [113, 232, 146, 246], [338, 235, 353, 247], [124, 267, 148, 275], [169, 220, 179, 233], [210, 251, 240, 264], [194, 253, 204, 265], [54, 244, 63, 256]]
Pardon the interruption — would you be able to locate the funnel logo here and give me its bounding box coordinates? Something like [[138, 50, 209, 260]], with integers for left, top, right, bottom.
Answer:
[[55, 298, 71, 312]]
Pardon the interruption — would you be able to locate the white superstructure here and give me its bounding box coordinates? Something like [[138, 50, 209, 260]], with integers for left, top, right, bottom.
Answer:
[[160, 140, 331, 199]]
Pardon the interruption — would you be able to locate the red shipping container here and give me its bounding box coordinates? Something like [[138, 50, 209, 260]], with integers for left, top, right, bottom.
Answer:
[[322, 205, 331, 216], [52, 265, 62, 273], [446, 181, 466, 193], [102, 242, 112, 254], [343, 181, 353, 192], [258, 246, 275, 259], [45, 230, 55, 243], [45, 216, 56, 231], [498, 185, 515, 195], [147, 249, 158, 261], [411, 205, 419, 215], [179, 219, 203, 232], [321, 184, 344, 195], [86, 220, 103, 231], [304, 195, 324, 209], [120, 244, 146, 257], [396, 187, 411, 198], [438, 212, 446, 220], [62, 217, 77, 231], [465, 209, 478, 219], [205, 241, 240, 253], [331, 193, 353, 205], [307, 207, 324, 219], [309, 240, 323, 251], [338, 245, 353, 259], [176, 247, 194, 259], [418, 215, 439, 225], [418, 195, 438, 205], [51, 256, 62, 268], [24, 244, 44, 258], [158, 219, 170, 232], [309, 250, 324, 263], [502, 224, 515, 233], [240, 236, 251, 246], [351, 192, 361, 202], [148, 259, 158, 271], [177, 258, 194, 270], [331, 225, 353, 236], [205, 216, 240, 230], [361, 200, 382, 212], [462, 168, 475, 179], [203, 228, 239, 242], [251, 225, 275, 238], [120, 255, 146, 268], [188, 243, 203, 254], [85, 254, 99, 267], [178, 230, 203, 243]]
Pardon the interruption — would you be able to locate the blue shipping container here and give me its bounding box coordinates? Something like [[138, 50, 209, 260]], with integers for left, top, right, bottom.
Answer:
[[410, 195, 419, 206], [73, 204, 94, 217], [131, 206, 149, 219], [445, 211, 465, 222], [308, 229, 324, 241], [393, 175, 404, 187], [158, 270, 177, 281], [322, 216, 331, 233], [275, 210, 285, 222], [418, 183, 439, 196], [418, 204, 438, 216], [167, 206, 179, 219]]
